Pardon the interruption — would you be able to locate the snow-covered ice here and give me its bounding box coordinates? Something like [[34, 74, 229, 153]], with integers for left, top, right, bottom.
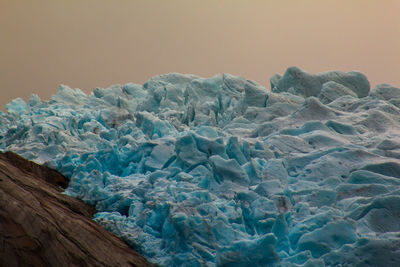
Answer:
[[1, 67, 400, 266]]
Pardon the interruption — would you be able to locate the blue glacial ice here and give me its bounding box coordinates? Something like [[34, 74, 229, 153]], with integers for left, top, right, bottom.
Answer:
[[1, 68, 400, 266]]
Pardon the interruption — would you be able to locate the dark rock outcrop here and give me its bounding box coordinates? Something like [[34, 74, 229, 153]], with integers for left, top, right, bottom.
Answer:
[[0, 152, 152, 267]]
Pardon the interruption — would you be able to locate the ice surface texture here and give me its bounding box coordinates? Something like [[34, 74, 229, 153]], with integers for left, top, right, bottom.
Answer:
[[1, 67, 400, 266]]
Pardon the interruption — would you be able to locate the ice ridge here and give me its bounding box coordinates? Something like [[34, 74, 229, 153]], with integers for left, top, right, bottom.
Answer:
[[1, 68, 400, 266]]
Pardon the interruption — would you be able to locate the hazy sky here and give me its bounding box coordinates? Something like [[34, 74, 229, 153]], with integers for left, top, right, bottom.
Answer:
[[1, 0, 400, 110]]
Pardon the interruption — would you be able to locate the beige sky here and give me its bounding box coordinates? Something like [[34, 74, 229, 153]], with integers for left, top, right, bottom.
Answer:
[[1, 0, 399, 110]]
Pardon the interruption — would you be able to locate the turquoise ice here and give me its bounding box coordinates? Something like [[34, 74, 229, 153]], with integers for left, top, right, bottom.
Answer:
[[1, 68, 400, 266]]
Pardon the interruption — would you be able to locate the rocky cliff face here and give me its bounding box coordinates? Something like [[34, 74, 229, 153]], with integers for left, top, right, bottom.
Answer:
[[0, 151, 152, 267]]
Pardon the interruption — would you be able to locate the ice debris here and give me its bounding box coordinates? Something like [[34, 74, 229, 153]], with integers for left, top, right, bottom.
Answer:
[[1, 67, 400, 266]]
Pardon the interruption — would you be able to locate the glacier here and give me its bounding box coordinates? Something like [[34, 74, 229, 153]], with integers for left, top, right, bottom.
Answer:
[[1, 67, 400, 266]]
